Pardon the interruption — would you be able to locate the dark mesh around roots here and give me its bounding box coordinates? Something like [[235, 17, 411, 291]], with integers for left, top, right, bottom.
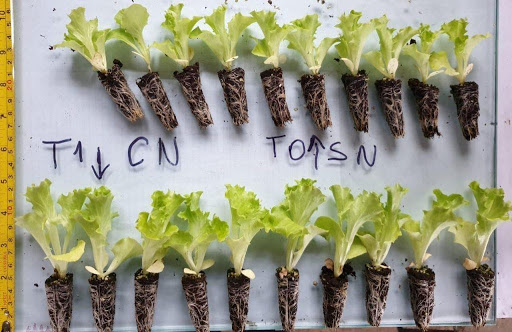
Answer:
[[466, 265, 495, 328], [137, 72, 178, 130], [134, 269, 160, 332], [182, 273, 209, 332], [45, 273, 73, 332], [218, 67, 249, 126], [450, 82, 480, 141], [276, 269, 300, 332], [407, 267, 435, 331], [300, 74, 332, 130], [375, 78, 404, 138], [227, 269, 251, 332], [260, 67, 292, 127], [89, 273, 117, 332]]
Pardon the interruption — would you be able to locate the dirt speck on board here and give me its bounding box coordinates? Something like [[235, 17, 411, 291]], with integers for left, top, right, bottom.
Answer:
[[34, 283, 39, 288]]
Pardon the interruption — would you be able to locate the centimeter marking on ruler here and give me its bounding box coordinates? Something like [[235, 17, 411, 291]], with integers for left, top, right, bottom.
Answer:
[[0, 0, 14, 330]]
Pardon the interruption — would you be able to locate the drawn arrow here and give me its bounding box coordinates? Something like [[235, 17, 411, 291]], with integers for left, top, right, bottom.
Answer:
[[307, 135, 326, 170], [91, 147, 110, 180]]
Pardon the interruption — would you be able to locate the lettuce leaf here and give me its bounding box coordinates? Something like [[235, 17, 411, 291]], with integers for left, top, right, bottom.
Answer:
[[224, 185, 269, 277], [449, 181, 512, 269], [54, 7, 110, 73], [363, 16, 418, 79], [335, 10, 384, 76], [136, 191, 184, 273], [16, 179, 89, 277], [250, 10, 291, 68], [356, 184, 409, 267], [268, 179, 326, 271], [109, 4, 152, 70], [167, 192, 229, 274], [315, 186, 382, 277], [439, 19, 491, 84], [286, 14, 338, 75], [73, 186, 142, 278], [152, 3, 202, 68], [195, 5, 255, 70], [402, 189, 467, 267]]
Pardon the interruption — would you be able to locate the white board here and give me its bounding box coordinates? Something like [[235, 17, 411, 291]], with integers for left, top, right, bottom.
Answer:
[[14, 0, 497, 330]]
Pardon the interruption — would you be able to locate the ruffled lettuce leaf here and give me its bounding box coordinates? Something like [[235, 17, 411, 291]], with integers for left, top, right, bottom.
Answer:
[[315, 186, 382, 277], [54, 7, 110, 73], [363, 16, 418, 79], [449, 181, 512, 269], [335, 10, 384, 75], [286, 14, 338, 74], [152, 3, 202, 68], [403, 189, 467, 267], [440, 19, 491, 84], [268, 179, 326, 271], [136, 191, 184, 273], [195, 5, 255, 69], [168, 192, 229, 274], [109, 4, 152, 70], [250, 10, 291, 68]]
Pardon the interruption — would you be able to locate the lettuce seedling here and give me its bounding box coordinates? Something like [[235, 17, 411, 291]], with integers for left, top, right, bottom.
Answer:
[[225, 185, 269, 278], [16, 179, 88, 278], [357, 184, 410, 267], [73, 186, 143, 278], [250, 10, 290, 68], [168, 192, 229, 275], [136, 191, 184, 274], [315, 186, 382, 277]]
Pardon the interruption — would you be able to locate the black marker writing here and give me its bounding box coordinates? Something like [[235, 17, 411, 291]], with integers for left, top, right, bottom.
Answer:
[[289, 139, 305, 161], [73, 141, 83, 163], [357, 145, 377, 167], [42, 138, 72, 169], [158, 137, 179, 166], [91, 147, 110, 180], [328, 142, 347, 161], [128, 136, 149, 167], [266, 135, 286, 158], [307, 135, 326, 170]]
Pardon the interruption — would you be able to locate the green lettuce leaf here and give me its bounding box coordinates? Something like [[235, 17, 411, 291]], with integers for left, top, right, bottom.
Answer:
[[315, 186, 382, 277], [440, 19, 491, 84], [268, 179, 326, 271], [286, 14, 338, 74], [250, 10, 291, 68], [54, 7, 110, 73], [363, 16, 418, 79], [109, 4, 152, 70], [152, 3, 202, 68], [356, 184, 409, 267], [449, 181, 512, 268], [195, 5, 255, 70], [403, 189, 467, 267], [15, 179, 89, 277], [335, 10, 384, 75], [168, 192, 229, 274]]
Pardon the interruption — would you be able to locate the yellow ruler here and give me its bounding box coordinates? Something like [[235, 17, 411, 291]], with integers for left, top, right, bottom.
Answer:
[[0, 0, 14, 331]]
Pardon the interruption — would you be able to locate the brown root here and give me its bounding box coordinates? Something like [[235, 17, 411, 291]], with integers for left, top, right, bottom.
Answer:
[[45, 273, 73, 332], [407, 266, 435, 331], [408, 79, 441, 138], [174, 63, 213, 128], [365, 264, 391, 327], [134, 269, 159, 332], [97, 59, 144, 122], [276, 268, 300, 332], [89, 273, 117, 332], [227, 268, 251, 332], [342, 71, 369, 132], [466, 264, 495, 328], [300, 74, 332, 130], [137, 72, 178, 131], [375, 78, 404, 138], [260, 67, 292, 127], [218, 67, 249, 126], [320, 265, 354, 328], [182, 273, 209, 332], [450, 82, 480, 141]]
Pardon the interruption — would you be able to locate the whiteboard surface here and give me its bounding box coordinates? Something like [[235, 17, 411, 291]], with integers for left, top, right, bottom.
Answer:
[[14, 0, 497, 330]]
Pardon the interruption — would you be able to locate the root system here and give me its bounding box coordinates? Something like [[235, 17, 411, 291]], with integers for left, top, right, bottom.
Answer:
[[365, 264, 391, 327], [450, 82, 480, 141], [227, 268, 251, 332], [174, 63, 213, 128], [375, 78, 404, 138], [407, 266, 435, 331], [45, 273, 73, 332], [342, 71, 369, 132], [260, 67, 292, 127], [182, 273, 209, 332], [218, 67, 249, 126], [276, 268, 300, 332], [137, 72, 178, 131], [300, 74, 332, 130], [89, 273, 117, 332], [320, 265, 354, 328], [134, 269, 160, 332], [409, 79, 441, 138], [466, 264, 495, 328], [97, 59, 143, 122]]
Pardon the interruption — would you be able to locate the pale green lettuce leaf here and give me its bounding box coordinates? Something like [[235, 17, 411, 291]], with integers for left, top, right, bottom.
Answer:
[[104, 237, 143, 276], [430, 51, 460, 77], [50, 240, 86, 262], [250, 10, 291, 67]]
